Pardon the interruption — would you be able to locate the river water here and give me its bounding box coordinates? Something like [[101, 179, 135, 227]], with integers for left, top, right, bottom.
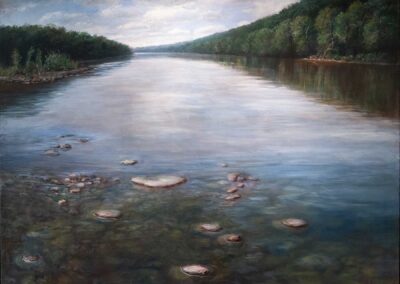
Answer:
[[0, 53, 399, 283]]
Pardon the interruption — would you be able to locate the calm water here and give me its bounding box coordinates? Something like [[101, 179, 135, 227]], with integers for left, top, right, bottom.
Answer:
[[0, 53, 399, 283]]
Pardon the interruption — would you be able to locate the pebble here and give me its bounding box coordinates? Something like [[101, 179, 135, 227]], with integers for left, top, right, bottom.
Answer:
[[58, 199, 68, 206], [225, 194, 241, 201], [50, 186, 60, 192], [69, 188, 81, 194], [59, 143, 72, 150], [94, 209, 121, 219], [280, 218, 308, 228], [131, 175, 187, 188], [218, 234, 242, 244], [121, 159, 137, 165], [22, 255, 40, 263], [227, 187, 238, 193], [181, 264, 209, 276], [75, 182, 85, 188], [227, 173, 240, 182], [200, 223, 222, 232]]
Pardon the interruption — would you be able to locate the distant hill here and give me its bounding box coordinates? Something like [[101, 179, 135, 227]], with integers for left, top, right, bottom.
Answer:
[[139, 0, 399, 63]]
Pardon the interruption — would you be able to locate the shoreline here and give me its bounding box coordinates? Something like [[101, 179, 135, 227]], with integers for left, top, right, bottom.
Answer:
[[300, 57, 398, 66], [0, 66, 93, 85]]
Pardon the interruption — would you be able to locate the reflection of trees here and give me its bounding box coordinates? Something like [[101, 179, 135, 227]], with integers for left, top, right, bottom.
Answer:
[[232, 56, 398, 117]]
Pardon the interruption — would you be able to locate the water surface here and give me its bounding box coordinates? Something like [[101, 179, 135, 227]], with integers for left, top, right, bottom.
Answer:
[[1, 54, 398, 283]]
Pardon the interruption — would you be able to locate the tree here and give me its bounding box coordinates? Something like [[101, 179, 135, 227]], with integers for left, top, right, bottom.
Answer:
[[315, 7, 338, 57], [11, 49, 21, 72], [273, 19, 294, 57], [291, 16, 315, 56]]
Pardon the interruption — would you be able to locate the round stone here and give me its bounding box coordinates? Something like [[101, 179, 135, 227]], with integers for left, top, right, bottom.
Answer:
[[131, 175, 186, 188], [281, 218, 308, 228], [94, 209, 121, 219], [22, 255, 40, 263], [121, 159, 137, 165], [227, 187, 238, 193], [227, 173, 240, 182], [79, 138, 89, 143], [199, 223, 222, 232], [181, 264, 209, 276], [225, 194, 241, 201]]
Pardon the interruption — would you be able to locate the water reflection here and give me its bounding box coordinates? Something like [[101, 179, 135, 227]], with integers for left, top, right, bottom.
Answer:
[[169, 53, 399, 118]]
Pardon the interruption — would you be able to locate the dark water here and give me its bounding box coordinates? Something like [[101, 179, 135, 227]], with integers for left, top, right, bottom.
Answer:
[[0, 53, 399, 283]]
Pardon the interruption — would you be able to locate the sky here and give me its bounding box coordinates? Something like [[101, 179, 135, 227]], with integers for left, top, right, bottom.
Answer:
[[0, 0, 299, 47]]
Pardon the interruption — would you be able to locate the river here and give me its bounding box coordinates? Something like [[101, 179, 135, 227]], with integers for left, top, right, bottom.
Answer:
[[0, 53, 398, 283]]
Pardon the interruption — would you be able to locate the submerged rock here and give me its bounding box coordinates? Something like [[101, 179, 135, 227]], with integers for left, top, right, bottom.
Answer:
[[22, 255, 40, 264], [280, 218, 308, 228], [58, 199, 68, 206], [131, 175, 186, 188], [69, 188, 81, 194], [225, 194, 241, 201], [44, 149, 59, 156], [227, 187, 238, 193], [199, 223, 222, 232], [219, 163, 228, 167], [236, 182, 245, 188], [75, 182, 85, 188], [227, 173, 240, 182], [79, 138, 89, 143], [59, 143, 72, 150], [94, 209, 121, 219], [181, 264, 210, 276], [121, 159, 138, 165], [218, 234, 242, 245]]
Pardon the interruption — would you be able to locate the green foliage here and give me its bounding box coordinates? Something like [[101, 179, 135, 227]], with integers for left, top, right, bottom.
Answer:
[[44, 53, 78, 71], [147, 0, 399, 62], [291, 16, 315, 56], [0, 25, 132, 68], [315, 7, 338, 57], [11, 49, 21, 71], [25, 47, 35, 74]]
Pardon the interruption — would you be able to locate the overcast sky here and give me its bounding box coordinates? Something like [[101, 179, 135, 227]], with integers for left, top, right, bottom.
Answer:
[[0, 0, 298, 47]]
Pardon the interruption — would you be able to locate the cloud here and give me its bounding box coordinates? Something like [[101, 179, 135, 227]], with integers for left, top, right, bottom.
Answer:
[[0, 0, 299, 47]]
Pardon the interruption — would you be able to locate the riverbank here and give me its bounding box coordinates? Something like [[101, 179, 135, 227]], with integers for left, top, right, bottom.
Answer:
[[301, 56, 398, 66], [0, 66, 93, 85]]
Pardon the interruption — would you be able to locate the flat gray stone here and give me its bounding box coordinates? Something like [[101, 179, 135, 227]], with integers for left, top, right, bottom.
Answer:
[[131, 175, 186, 188]]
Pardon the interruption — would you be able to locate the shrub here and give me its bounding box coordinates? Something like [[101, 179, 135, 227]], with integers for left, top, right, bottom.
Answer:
[[44, 53, 78, 71]]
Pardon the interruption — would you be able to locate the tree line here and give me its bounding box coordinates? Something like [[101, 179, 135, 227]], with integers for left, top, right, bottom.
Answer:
[[151, 0, 399, 63], [0, 25, 132, 74]]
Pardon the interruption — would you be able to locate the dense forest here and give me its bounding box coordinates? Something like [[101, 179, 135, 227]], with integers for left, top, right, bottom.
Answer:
[[146, 0, 399, 63], [0, 25, 132, 75]]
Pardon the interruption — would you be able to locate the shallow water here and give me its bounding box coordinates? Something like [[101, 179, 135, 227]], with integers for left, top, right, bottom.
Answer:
[[0, 53, 399, 283]]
